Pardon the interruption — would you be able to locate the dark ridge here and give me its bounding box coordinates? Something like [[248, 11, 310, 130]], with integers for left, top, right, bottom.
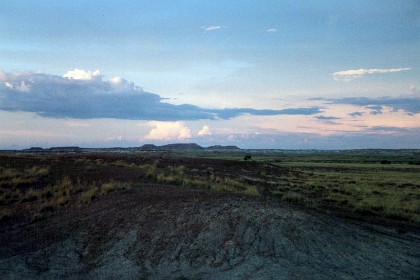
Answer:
[[14, 144, 242, 153], [206, 145, 240, 150], [23, 147, 44, 152], [160, 143, 204, 150], [138, 144, 159, 151], [49, 147, 81, 152], [136, 143, 241, 151]]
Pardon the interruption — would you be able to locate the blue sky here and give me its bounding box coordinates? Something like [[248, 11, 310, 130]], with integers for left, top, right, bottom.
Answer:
[[0, 1, 419, 149]]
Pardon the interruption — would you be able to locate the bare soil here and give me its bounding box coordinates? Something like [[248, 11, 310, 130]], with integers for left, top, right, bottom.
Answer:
[[1, 185, 419, 279]]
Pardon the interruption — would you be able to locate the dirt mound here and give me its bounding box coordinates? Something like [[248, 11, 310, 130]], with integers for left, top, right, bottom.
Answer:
[[1, 186, 419, 279]]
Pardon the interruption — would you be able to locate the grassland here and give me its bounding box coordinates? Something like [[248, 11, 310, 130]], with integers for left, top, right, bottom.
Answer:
[[0, 149, 419, 232]]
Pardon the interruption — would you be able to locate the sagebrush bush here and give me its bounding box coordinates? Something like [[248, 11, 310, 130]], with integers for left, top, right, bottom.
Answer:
[[54, 176, 73, 197], [101, 181, 132, 195], [79, 186, 99, 204], [243, 185, 260, 196], [140, 163, 157, 178], [282, 192, 304, 203]]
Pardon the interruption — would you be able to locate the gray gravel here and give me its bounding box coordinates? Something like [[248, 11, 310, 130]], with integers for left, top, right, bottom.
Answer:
[[1, 186, 419, 279]]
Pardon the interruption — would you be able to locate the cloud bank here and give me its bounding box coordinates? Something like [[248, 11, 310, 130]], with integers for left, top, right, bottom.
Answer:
[[329, 96, 420, 114], [0, 69, 320, 121], [333, 68, 411, 82]]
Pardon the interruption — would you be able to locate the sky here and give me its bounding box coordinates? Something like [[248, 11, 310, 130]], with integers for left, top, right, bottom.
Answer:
[[0, 0, 419, 149]]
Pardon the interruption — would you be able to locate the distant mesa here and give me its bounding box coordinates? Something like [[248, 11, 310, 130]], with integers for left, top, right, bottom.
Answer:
[[160, 143, 204, 151], [138, 143, 240, 151], [21, 143, 240, 153], [27, 147, 44, 151], [206, 145, 240, 150], [24, 146, 81, 153], [49, 146, 82, 151], [138, 144, 159, 151]]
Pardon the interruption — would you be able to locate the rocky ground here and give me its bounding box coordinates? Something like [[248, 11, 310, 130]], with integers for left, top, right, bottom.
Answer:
[[1, 185, 419, 279]]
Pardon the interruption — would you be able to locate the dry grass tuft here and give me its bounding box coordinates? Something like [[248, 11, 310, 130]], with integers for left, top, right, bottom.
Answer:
[[100, 181, 132, 195], [243, 185, 260, 196], [79, 186, 100, 204]]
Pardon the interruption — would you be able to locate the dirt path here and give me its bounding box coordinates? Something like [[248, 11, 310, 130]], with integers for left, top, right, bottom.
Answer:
[[1, 186, 419, 279]]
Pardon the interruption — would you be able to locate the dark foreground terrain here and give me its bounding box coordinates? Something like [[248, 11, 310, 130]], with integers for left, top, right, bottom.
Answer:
[[1, 186, 419, 279], [0, 150, 419, 279]]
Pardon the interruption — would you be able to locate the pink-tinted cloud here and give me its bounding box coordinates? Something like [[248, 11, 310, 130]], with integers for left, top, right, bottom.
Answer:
[[145, 121, 192, 140]]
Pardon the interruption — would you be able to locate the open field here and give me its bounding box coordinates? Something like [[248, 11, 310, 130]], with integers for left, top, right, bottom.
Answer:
[[1, 150, 419, 232], [1, 150, 419, 278], [174, 149, 420, 229]]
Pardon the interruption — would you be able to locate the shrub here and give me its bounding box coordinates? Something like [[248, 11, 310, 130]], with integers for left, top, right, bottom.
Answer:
[[181, 178, 209, 189], [54, 195, 69, 206], [21, 188, 40, 202], [282, 192, 304, 203], [224, 177, 242, 186], [0, 168, 21, 180], [243, 185, 260, 196], [157, 173, 184, 185], [100, 181, 132, 195], [79, 186, 99, 204], [57, 176, 74, 196], [26, 166, 49, 177], [140, 163, 157, 178], [112, 160, 136, 168]]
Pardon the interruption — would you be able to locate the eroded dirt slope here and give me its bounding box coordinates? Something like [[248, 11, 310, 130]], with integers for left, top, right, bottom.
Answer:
[[1, 186, 419, 279]]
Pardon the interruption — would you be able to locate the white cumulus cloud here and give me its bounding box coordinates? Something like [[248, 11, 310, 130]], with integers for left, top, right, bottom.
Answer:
[[145, 121, 192, 140], [198, 125, 211, 136], [333, 68, 411, 82], [266, 28, 277, 32], [63, 68, 101, 80]]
